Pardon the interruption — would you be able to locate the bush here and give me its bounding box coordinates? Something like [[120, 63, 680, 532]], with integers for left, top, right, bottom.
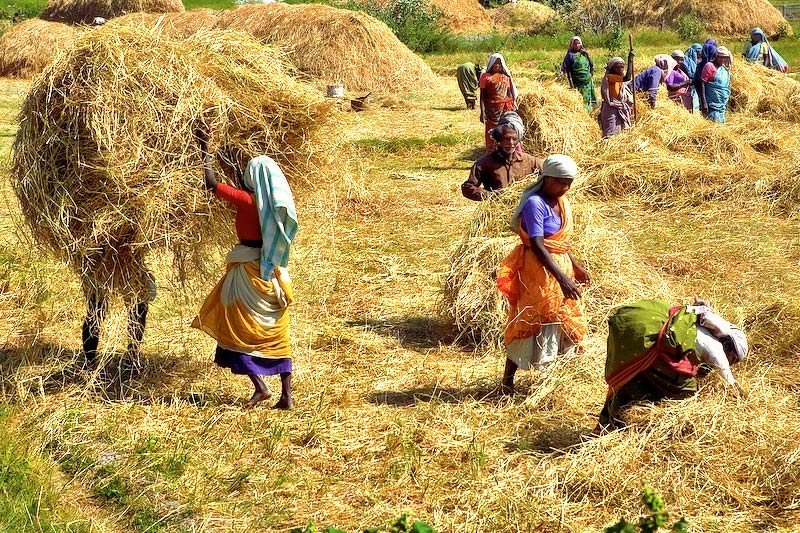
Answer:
[[604, 485, 690, 533], [675, 13, 705, 41], [344, 0, 454, 53]]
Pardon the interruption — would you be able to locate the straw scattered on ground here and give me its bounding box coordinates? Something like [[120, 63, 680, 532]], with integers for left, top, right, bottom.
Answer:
[[0, 19, 77, 78], [214, 3, 438, 93], [111, 9, 219, 38], [489, 0, 556, 33], [40, 0, 185, 24]]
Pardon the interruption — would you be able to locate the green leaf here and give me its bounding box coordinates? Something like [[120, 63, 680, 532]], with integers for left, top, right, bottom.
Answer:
[[672, 517, 690, 533], [410, 521, 435, 533]]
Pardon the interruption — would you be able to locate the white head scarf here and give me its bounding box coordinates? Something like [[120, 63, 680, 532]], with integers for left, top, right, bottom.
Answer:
[[606, 56, 625, 72], [486, 53, 518, 105], [671, 49, 685, 59], [687, 304, 749, 363], [492, 111, 525, 140], [509, 154, 578, 232]]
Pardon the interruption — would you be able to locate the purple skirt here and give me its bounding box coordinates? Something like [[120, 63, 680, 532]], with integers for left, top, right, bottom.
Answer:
[[214, 346, 292, 376]]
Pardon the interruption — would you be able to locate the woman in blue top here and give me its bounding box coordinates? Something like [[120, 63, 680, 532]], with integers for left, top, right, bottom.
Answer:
[[699, 46, 733, 123], [744, 28, 788, 72]]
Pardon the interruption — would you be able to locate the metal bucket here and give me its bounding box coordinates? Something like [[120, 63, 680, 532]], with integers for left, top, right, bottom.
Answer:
[[326, 84, 344, 98]]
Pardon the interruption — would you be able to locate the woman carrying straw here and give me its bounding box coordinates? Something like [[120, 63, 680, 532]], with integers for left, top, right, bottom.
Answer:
[[699, 46, 733, 123], [561, 36, 597, 112], [480, 53, 517, 152], [497, 155, 589, 395], [744, 28, 788, 72], [597, 298, 748, 432], [193, 132, 298, 410], [598, 51, 634, 138]]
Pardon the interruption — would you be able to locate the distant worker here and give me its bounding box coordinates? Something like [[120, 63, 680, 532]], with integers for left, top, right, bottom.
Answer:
[[561, 36, 597, 111], [630, 55, 673, 109], [461, 112, 543, 201], [597, 298, 748, 432], [665, 50, 694, 111], [744, 28, 788, 72], [456, 61, 484, 110], [700, 46, 732, 123], [692, 39, 717, 113], [497, 154, 589, 395], [480, 53, 518, 152], [598, 51, 634, 138], [682, 43, 703, 110]]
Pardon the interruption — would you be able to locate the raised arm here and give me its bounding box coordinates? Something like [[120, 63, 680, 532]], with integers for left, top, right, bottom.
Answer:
[[195, 129, 218, 191]]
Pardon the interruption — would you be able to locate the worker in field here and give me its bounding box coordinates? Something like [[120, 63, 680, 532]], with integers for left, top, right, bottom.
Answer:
[[598, 52, 634, 138], [699, 46, 733, 123], [193, 131, 297, 410], [597, 298, 748, 432], [665, 50, 694, 111], [561, 36, 597, 112], [480, 53, 518, 152], [456, 61, 484, 110], [682, 43, 703, 110], [744, 28, 788, 72], [461, 112, 543, 201], [496, 154, 589, 395], [630, 55, 673, 109]]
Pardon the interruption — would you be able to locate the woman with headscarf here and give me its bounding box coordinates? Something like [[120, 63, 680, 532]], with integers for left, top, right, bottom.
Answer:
[[456, 61, 484, 109], [480, 53, 518, 152], [598, 51, 635, 138], [561, 36, 596, 112], [597, 298, 748, 432], [665, 50, 694, 111], [700, 46, 733, 123], [496, 154, 590, 395], [193, 132, 298, 410], [682, 43, 703, 110], [744, 28, 788, 72], [692, 39, 717, 110]]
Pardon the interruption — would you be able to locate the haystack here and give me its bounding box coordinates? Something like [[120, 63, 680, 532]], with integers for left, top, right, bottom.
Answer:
[[11, 26, 337, 298], [428, 0, 493, 33], [214, 3, 437, 93], [730, 60, 800, 121], [489, 1, 556, 33], [0, 19, 77, 78], [616, 0, 791, 36], [112, 9, 219, 38], [41, 0, 184, 25]]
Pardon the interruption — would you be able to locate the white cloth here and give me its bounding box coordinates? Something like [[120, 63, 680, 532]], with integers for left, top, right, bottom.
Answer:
[[506, 323, 574, 370], [695, 326, 736, 385]]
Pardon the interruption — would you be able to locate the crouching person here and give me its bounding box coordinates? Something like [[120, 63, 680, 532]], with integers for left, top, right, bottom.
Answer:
[[597, 298, 748, 432]]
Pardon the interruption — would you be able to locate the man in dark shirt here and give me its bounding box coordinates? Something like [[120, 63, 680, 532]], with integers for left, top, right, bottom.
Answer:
[[461, 121, 543, 201]]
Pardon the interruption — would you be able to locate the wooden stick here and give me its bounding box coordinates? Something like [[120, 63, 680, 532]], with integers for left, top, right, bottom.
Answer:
[[629, 34, 637, 123]]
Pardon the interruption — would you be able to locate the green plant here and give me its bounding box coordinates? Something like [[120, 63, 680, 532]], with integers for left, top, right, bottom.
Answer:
[[602, 24, 624, 54], [343, 0, 454, 53], [604, 485, 689, 533], [290, 513, 434, 533], [775, 22, 791, 40], [675, 13, 705, 41]]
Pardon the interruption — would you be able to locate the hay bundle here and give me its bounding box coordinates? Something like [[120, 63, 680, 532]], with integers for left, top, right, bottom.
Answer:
[[41, 0, 185, 24], [0, 19, 77, 78], [214, 3, 437, 93], [112, 9, 219, 38], [489, 1, 556, 33], [730, 61, 800, 121], [428, 0, 493, 33], [11, 26, 337, 298]]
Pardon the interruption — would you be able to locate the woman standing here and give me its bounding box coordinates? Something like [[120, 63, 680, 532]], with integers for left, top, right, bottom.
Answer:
[[700, 46, 733, 123], [598, 51, 634, 138], [744, 28, 788, 72], [561, 36, 597, 112], [496, 155, 590, 395], [193, 132, 298, 410], [480, 53, 517, 152]]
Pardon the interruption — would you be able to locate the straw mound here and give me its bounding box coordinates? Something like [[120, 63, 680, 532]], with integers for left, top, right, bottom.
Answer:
[[0, 19, 77, 78], [615, 0, 791, 36], [11, 26, 337, 298], [489, 1, 556, 32], [112, 9, 219, 38], [428, 0, 493, 33], [730, 61, 800, 121], [41, 0, 185, 24], [214, 3, 437, 93]]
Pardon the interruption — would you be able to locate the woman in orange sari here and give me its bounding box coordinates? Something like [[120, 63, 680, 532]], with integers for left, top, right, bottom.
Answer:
[[480, 53, 517, 152], [496, 154, 589, 395]]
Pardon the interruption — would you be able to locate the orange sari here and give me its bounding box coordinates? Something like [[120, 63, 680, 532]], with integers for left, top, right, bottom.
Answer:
[[496, 196, 587, 348]]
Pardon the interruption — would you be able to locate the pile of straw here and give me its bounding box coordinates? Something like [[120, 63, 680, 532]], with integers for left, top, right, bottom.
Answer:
[[428, 0, 494, 33], [41, 0, 184, 25], [214, 3, 437, 93], [489, 1, 556, 33], [11, 26, 337, 298], [0, 19, 77, 78], [112, 9, 219, 38], [615, 0, 791, 36], [729, 60, 800, 121]]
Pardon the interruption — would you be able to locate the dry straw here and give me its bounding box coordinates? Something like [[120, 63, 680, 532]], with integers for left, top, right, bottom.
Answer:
[[11, 26, 338, 299], [426, 0, 494, 33], [0, 19, 77, 78], [489, 0, 556, 33], [214, 3, 438, 93], [112, 9, 219, 38], [41, 0, 185, 25]]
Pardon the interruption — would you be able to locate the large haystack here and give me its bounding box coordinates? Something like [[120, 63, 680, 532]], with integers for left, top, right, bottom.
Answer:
[[428, 0, 493, 33], [616, 0, 791, 36], [490, 1, 556, 33], [0, 19, 77, 78], [214, 3, 437, 93], [11, 26, 337, 298], [41, 0, 185, 25], [112, 9, 219, 38]]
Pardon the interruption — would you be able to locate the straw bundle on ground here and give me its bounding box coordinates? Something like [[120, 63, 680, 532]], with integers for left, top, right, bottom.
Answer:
[[41, 0, 185, 24], [428, 0, 493, 33], [11, 26, 337, 298], [0, 19, 77, 78], [730, 60, 800, 121], [615, 0, 791, 36], [112, 9, 219, 38], [214, 3, 437, 93], [489, 1, 556, 33]]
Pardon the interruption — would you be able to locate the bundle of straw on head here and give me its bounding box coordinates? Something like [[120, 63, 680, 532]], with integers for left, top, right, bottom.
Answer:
[[11, 26, 338, 299], [112, 9, 219, 38], [41, 0, 185, 24], [214, 3, 437, 93], [0, 19, 77, 78]]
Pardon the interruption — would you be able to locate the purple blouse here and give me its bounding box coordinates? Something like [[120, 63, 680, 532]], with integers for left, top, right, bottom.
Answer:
[[520, 194, 562, 237]]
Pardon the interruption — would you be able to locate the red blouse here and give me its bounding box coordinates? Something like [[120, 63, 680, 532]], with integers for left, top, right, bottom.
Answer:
[[214, 183, 262, 241]]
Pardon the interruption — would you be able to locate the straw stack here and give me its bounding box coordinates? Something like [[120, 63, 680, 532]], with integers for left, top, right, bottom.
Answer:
[[0, 19, 77, 78], [41, 0, 185, 24], [112, 9, 219, 38], [490, 1, 556, 33], [214, 3, 438, 93], [11, 26, 338, 298]]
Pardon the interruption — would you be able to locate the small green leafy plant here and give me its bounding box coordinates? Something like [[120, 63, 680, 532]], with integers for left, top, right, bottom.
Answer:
[[291, 512, 434, 533], [604, 485, 690, 533], [675, 13, 705, 41]]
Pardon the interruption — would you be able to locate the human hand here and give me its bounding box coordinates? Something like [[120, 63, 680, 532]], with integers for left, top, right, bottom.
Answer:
[[194, 128, 209, 151], [479, 113, 485, 124], [573, 265, 591, 285], [628, 48, 636, 58], [558, 275, 582, 300], [733, 382, 748, 399]]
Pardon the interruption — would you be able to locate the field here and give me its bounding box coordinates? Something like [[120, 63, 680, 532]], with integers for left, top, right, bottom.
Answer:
[[2, 10, 800, 533]]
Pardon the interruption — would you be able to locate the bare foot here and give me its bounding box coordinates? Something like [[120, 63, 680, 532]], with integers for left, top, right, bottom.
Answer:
[[244, 389, 272, 410], [271, 396, 293, 410]]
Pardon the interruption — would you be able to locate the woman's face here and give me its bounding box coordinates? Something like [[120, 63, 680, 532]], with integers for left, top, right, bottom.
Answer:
[[491, 59, 503, 73], [541, 176, 573, 198], [611, 62, 624, 75], [570, 39, 582, 52], [751, 33, 761, 45]]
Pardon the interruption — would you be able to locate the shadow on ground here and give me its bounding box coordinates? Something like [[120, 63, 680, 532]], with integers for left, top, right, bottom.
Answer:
[[505, 425, 592, 455], [345, 315, 457, 350], [369, 379, 504, 406]]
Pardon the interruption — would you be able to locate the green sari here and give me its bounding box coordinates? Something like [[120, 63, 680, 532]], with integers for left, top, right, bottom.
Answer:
[[570, 53, 597, 111]]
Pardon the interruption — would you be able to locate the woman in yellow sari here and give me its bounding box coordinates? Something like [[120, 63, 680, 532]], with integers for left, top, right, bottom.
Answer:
[[193, 132, 298, 409], [496, 155, 589, 395]]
